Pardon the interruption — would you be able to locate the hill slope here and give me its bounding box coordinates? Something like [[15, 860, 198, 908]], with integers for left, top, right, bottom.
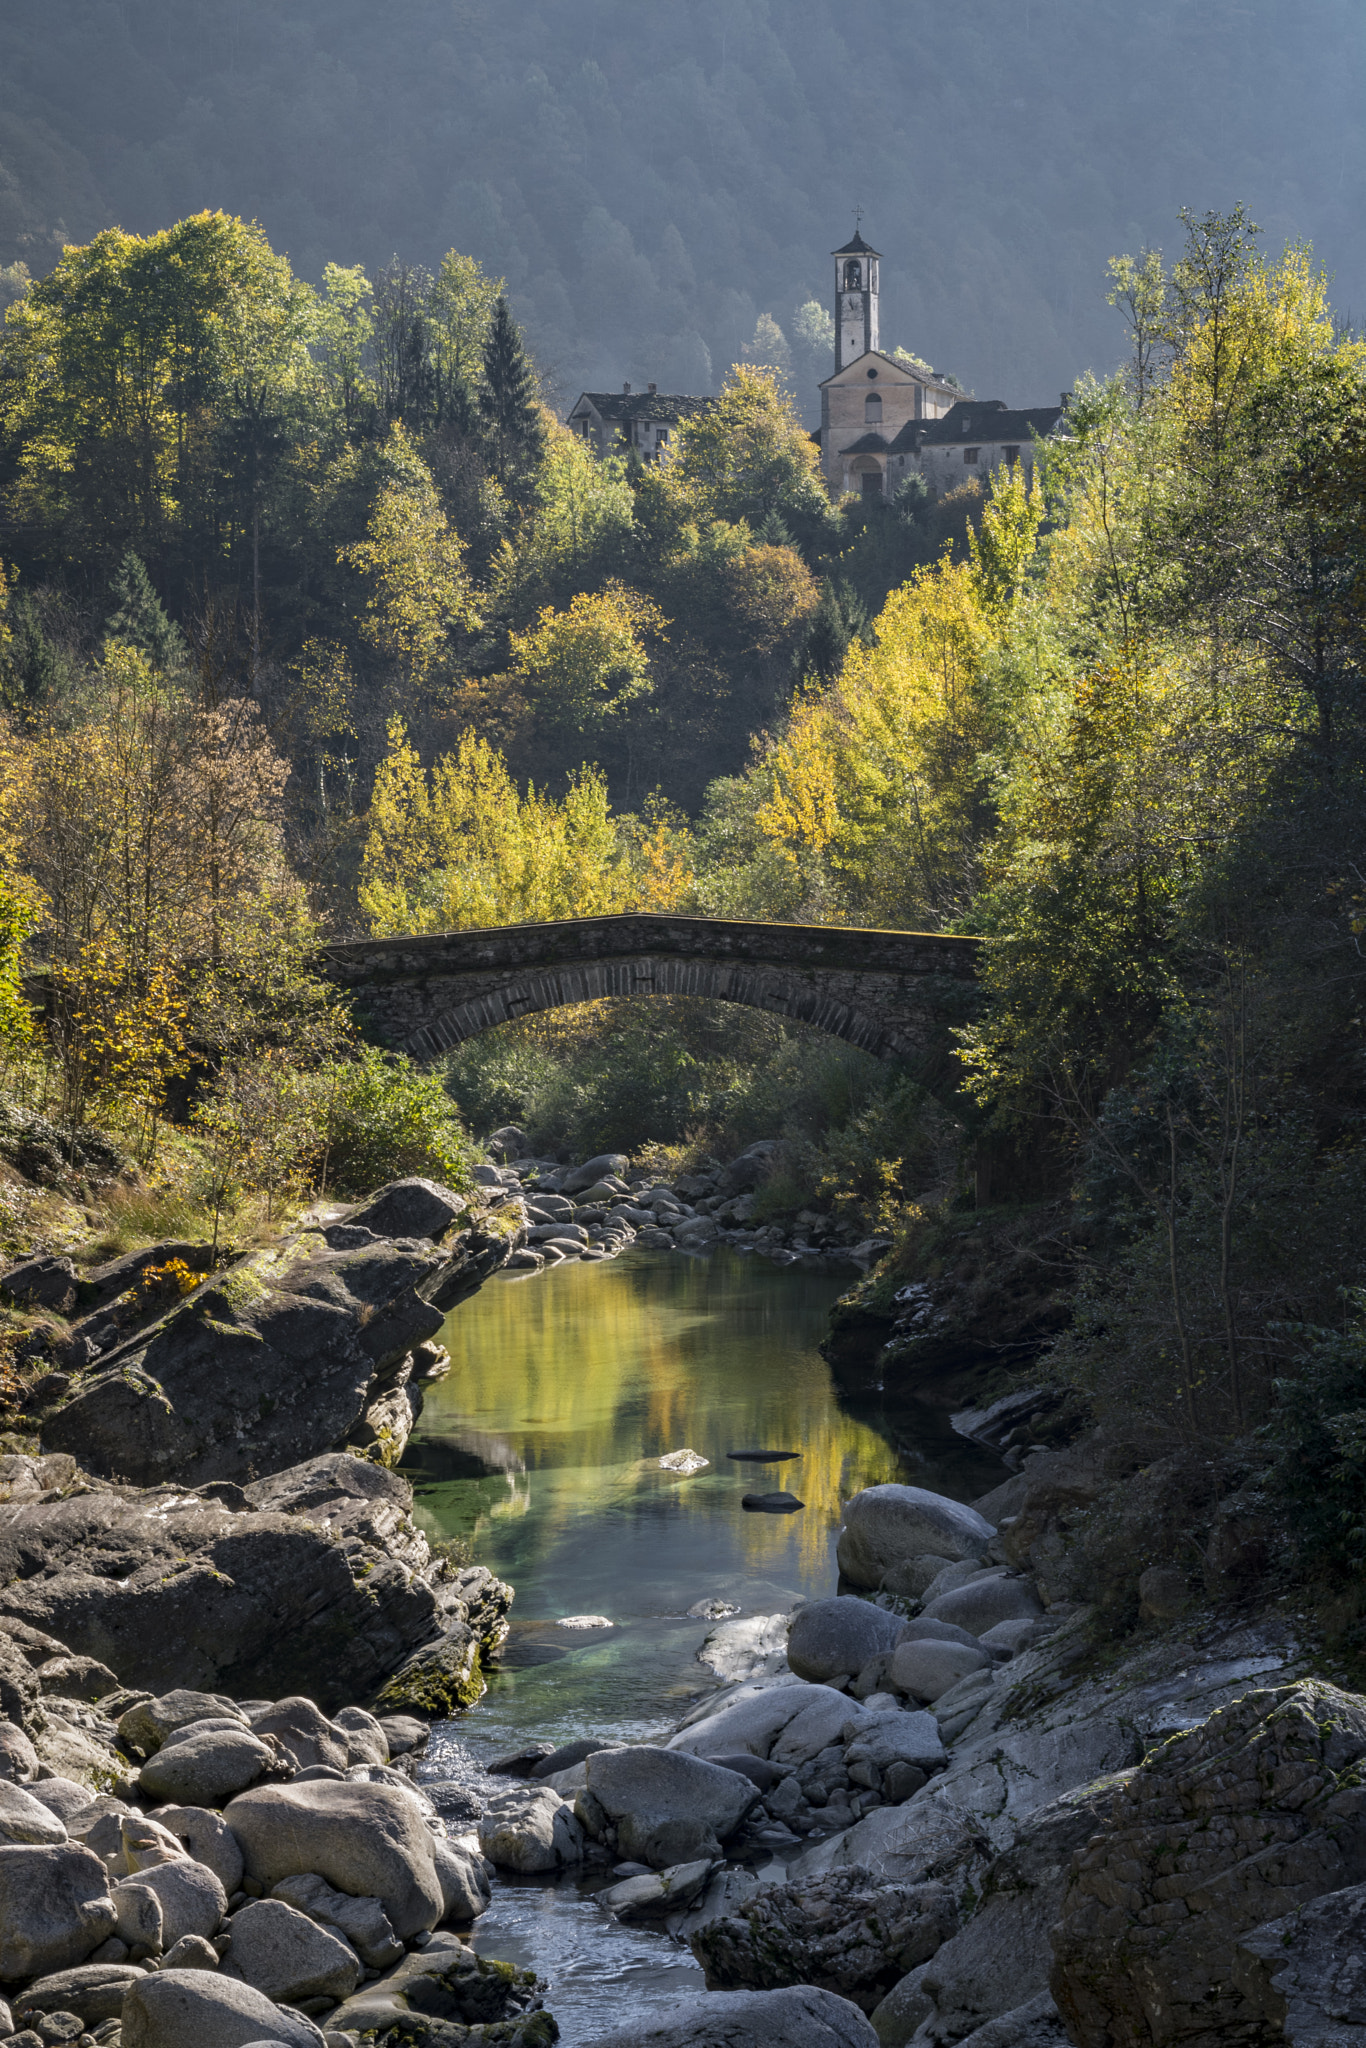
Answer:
[[2, 0, 1362, 412]]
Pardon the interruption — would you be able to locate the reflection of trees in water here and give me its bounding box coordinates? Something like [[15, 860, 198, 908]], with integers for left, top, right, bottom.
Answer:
[[408, 1252, 904, 1593]]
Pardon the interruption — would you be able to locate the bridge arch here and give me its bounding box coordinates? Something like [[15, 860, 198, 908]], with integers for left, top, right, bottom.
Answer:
[[322, 914, 981, 1069], [396, 954, 901, 1062]]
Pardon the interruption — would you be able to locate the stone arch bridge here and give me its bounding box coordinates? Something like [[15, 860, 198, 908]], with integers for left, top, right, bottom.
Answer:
[[323, 915, 982, 1067]]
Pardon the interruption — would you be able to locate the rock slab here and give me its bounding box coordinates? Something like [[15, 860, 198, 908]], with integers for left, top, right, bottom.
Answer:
[[225, 1778, 444, 1940], [1050, 1680, 1366, 2048], [692, 1865, 957, 2012], [120, 1968, 328, 2047], [0, 1843, 116, 1979], [589, 1983, 880, 2047], [583, 1747, 759, 1868]]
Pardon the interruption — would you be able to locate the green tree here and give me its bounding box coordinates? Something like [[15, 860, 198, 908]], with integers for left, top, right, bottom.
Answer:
[[479, 296, 545, 486], [1107, 247, 1169, 407], [670, 364, 828, 533], [0, 212, 318, 588], [315, 262, 375, 435], [104, 550, 186, 669], [430, 250, 503, 430], [339, 426, 480, 686]]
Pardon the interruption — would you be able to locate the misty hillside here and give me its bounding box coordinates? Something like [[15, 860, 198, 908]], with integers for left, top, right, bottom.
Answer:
[[2, 0, 1363, 413]]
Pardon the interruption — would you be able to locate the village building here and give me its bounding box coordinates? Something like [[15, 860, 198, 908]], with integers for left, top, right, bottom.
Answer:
[[565, 383, 714, 462], [886, 397, 1069, 499]]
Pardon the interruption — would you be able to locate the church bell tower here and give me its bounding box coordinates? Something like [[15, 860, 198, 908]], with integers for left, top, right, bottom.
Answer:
[[833, 229, 880, 371]]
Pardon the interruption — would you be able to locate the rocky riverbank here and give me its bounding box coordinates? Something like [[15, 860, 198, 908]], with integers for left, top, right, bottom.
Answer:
[[465, 1451, 1353, 2048], [477, 1128, 892, 1273], [0, 1159, 1353, 2048]]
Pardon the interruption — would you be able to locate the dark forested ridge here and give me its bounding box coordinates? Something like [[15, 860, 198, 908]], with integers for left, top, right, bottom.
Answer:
[[2, 0, 1363, 409]]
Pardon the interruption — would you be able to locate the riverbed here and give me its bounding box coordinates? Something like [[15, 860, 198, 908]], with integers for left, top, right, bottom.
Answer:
[[399, 1245, 1003, 2043]]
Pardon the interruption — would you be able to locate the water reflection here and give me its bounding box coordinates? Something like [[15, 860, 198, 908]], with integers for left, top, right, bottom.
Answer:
[[406, 1247, 905, 1618], [404, 1247, 1005, 2044]]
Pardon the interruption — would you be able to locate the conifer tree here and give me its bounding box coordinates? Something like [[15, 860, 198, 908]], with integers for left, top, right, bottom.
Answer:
[[802, 577, 868, 684], [478, 296, 545, 486], [104, 551, 185, 671], [755, 508, 794, 548]]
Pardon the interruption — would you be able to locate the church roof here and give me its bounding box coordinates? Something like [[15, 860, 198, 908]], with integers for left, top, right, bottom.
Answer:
[[569, 389, 715, 424], [840, 431, 891, 454], [833, 229, 881, 256], [819, 349, 957, 391], [919, 399, 1067, 444]]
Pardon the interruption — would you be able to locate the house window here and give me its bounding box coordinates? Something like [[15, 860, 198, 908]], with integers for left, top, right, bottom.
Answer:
[[865, 393, 882, 422], [657, 427, 669, 444], [1004, 444, 1020, 463], [964, 447, 979, 463]]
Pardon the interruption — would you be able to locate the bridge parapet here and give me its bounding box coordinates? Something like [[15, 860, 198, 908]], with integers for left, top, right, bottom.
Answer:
[[323, 914, 981, 1065]]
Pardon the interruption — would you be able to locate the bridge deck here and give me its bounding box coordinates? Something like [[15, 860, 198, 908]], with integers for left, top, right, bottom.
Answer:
[[324, 912, 981, 981]]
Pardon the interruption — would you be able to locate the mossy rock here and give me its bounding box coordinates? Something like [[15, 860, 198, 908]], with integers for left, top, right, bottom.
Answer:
[[371, 2014, 559, 2046], [376, 1626, 485, 1715]]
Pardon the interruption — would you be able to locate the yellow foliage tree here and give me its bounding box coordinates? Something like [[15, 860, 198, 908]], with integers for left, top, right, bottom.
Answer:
[[508, 582, 666, 733], [362, 720, 669, 933], [751, 461, 1051, 926], [670, 364, 826, 527], [14, 643, 298, 1133], [340, 426, 480, 683]]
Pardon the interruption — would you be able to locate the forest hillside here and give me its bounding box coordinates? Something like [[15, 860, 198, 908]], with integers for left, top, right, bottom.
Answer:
[[1, 0, 1362, 409]]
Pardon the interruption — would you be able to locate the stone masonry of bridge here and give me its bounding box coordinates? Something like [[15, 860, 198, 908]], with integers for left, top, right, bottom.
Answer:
[[322, 914, 982, 1066]]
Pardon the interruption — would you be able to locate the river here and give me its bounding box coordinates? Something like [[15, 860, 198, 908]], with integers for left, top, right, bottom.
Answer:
[[399, 1244, 1002, 2043]]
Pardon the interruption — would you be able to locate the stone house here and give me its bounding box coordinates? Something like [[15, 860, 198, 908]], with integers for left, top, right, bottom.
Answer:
[[565, 383, 715, 463], [887, 397, 1069, 500]]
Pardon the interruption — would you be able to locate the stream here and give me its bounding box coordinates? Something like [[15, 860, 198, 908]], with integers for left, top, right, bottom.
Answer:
[[399, 1244, 1004, 2044]]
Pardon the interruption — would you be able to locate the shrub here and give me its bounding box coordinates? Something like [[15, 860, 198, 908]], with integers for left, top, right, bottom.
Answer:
[[136, 1257, 200, 1303], [1269, 1301, 1366, 1575], [318, 1046, 473, 1197]]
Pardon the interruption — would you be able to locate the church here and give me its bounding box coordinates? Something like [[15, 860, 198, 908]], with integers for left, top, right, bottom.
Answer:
[[566, 229, 1067, 502], [817, 229, 1067, 500]]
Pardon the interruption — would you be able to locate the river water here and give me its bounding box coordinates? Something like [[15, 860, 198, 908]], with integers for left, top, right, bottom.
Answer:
[[400, 1245, 1002, 2043]]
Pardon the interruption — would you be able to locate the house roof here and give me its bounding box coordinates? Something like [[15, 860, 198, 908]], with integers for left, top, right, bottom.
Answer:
[[840, 431, 891, 455], [919, 399, 1067, 445], [568, 390, 715, 425], [833, 230, 881, 257]]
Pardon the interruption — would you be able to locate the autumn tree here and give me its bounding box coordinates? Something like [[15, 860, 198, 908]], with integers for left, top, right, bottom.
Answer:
[[509, 584, 666, 741], [360, 720, 628, 931], [670, 364, 827, 532], [339, 426, 480, 687]]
